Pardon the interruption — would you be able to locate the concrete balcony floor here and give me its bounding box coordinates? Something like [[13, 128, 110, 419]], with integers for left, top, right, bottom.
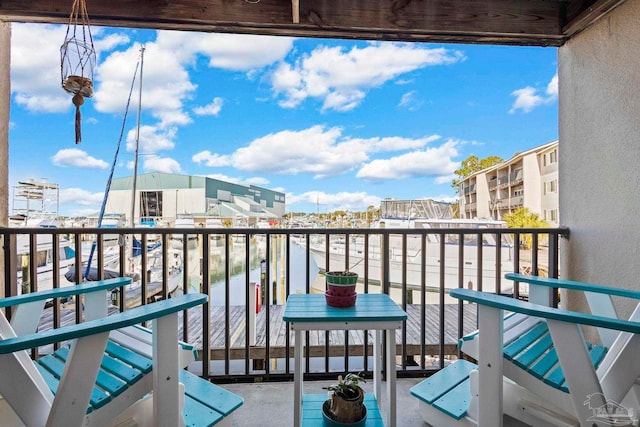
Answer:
[[223, 378, 530, 427]]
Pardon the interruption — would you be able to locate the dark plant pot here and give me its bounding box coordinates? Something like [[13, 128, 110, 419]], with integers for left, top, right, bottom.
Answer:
[[322, 399, 367, 427]]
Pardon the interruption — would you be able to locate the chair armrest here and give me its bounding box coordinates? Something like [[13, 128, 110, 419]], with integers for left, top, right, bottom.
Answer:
[[0, 293, 207, 354], [505, 273, 640, 348], [0, 277, 133, 309], [505, 273, 640, 300], [450, 288, 640, 334]]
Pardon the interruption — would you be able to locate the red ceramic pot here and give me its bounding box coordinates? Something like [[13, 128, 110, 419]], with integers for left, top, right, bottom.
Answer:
[[325, 291, 357, 308], [327, 283, 357, 296]]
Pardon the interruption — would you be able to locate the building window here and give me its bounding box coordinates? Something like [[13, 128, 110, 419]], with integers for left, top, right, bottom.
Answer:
[[543, 154, 547, 166], [550, 180, 557, 193], [550, 149, 557, 164], [550, 209, 558, 222]]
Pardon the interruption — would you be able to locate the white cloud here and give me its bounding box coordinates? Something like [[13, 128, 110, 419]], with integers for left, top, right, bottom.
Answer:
[[435, 174, 456, 185], [193, 97, 224, 116], [398, 90, 423, 111], [10, 24, 132, 114], [10, 24, 71, 113], [509, 87, 544, 114], [287, 191, 381, 212], [95, 32, 293, 129], [192, 150, 232, 167], [51, 148, 109, 169], [126, 125, 176, 154], [59, 187, 105, 206], [93, 33, 131, 56], [142, 156, 182, 174], [546, 73, 558, 98], [509, 73, 558, 114], [271, 42, 464, 111], [155, 32, 294, 70], [356, 139, 460, 181], [195, 125, 442, 180], [94, 42, 196, 128], [232, 126, 365, 178]]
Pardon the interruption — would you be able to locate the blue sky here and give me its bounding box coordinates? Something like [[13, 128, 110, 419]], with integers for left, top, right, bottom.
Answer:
[[9, 24, 558, 217]]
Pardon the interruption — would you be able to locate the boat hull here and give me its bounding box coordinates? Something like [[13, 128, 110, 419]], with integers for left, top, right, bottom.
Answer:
[[309, 235, 515, 295]]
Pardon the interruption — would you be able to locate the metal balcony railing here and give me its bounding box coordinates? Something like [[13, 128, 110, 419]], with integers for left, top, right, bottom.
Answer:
[[1, 226, 567, 383]]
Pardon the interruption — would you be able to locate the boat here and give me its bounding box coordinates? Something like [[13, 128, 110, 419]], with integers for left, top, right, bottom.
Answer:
[[108, 244, 184, 307], [15, 226, 76, 294], [308, 199, 515, 295], [171, 213, 198, 249]]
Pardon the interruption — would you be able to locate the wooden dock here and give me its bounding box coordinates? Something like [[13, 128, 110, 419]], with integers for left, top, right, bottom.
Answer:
[[38, 302, 478, 361]]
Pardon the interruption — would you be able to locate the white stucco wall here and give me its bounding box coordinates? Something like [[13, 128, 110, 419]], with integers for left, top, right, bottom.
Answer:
[[521, 155, 542, 216], [559, 0, 640, 316], [474, 171, 491, 219]]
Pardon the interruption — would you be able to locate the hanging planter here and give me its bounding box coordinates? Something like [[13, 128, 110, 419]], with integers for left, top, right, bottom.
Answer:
[[60, 0, 96, 144]]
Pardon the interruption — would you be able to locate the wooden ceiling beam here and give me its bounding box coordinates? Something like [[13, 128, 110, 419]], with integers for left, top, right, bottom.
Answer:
[[563, 0, 628, 38], [0, 0, 628, 47]]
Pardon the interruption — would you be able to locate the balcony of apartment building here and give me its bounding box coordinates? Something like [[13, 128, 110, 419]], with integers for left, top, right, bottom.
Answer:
[[1, 225, 562, 425], [509, 169, 524, 186], [508, 196, 524, 207], [497, 174, 510, 189], [488, 175, 498, 190], [462, 183, 476, 195]]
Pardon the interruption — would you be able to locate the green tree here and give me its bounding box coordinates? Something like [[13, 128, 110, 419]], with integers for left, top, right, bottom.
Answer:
[[503, 207, 549, 249], [452, 155, 504, 189]]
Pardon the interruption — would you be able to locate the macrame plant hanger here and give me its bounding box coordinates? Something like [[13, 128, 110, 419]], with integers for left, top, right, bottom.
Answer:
[[60, 0, 96, 144]]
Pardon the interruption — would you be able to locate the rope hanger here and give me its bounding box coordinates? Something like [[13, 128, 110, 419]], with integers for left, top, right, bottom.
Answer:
[[60, 0, 96, 144]]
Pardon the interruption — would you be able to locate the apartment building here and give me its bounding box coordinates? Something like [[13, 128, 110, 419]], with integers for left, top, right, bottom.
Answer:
[[458, 140, 559, 226]]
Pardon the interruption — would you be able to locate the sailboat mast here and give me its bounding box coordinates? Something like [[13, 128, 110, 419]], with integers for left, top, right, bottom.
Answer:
[[130, 45, 145, 227]]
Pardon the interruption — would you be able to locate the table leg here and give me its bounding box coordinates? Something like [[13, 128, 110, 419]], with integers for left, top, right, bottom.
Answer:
[[373, 329, 382, 401], [294, 329, 302, 427], [386, 328, 396, 427]]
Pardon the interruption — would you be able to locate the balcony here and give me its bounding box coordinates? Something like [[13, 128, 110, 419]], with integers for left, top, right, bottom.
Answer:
[[2, 225, 564, 384], [463, 184, 476, 195]]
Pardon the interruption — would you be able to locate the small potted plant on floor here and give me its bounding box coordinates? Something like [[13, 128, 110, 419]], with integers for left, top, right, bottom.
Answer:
[[322, 373, 367, 426]]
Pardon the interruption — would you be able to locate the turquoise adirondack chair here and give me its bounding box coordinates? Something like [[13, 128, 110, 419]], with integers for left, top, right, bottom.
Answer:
[[412, 273, 640, 427], [0, 277, 224, 427]]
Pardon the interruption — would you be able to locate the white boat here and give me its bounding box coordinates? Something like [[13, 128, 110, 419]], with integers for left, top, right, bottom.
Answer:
[[171, 213, 198, 249], [308, 200, 515, 295], [15, 230, 77, 294]]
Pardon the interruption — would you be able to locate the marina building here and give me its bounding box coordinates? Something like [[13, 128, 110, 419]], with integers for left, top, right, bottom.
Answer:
[[104, 172, 285, 227], [458, 140, 559, 226]]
